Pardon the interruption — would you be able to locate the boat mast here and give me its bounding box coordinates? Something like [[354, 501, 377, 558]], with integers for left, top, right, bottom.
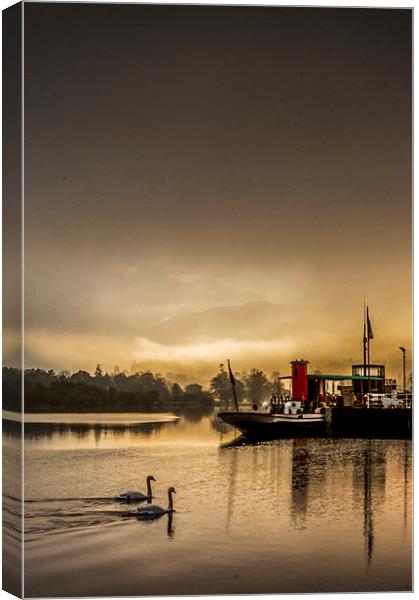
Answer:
[[363, 301, 367, 377], [366, 305, 374, 394], [367, 306, 371, 393], [227, 359, 239, 412], [362, 301, 367, 400]]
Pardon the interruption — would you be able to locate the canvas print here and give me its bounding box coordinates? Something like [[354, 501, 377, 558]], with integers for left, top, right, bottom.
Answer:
[[3, 2, 412, 597]]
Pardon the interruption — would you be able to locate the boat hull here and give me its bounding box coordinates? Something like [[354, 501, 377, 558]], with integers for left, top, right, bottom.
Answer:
[[218, 411, 326, 439]]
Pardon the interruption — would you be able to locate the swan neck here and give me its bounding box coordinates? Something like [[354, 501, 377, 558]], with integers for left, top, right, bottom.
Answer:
[[147, 479, 152, 498], [168, 490, 174, 510]]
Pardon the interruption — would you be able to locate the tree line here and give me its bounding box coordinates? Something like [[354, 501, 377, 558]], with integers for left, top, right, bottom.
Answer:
[[2, 366, 211, 413], [209, 363, 287, 405], [2, 363, 287, 413]]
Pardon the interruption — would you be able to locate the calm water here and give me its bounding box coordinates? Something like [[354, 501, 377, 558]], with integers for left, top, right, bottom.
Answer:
[[3, 410, 412, 596]]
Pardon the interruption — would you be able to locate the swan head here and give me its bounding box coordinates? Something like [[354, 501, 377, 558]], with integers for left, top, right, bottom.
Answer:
[[147, 475, 156, 482], [168, 486, 176, 494]]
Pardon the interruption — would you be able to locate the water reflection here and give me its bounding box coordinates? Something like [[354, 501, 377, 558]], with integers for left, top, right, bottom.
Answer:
[[363, 442, 375, 568], [219, 435, 411, 578], [351, 440, 387, 570], [4, 410, 412, 595], [402, 439, 410, 534], [211, 414, 231, 435], [167, 511, 175, 538], [172, 403, 214, 423], [290, 438, 310, 529], [2, 420, 23, 598], [3, 405, 236, 449], [132, 510, 175, 538], [20, 421, 168, 441], [225, 448, 238, 533]]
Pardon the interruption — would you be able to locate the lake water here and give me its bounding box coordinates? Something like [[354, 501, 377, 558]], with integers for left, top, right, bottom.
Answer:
[[3, 409, 412, 596]]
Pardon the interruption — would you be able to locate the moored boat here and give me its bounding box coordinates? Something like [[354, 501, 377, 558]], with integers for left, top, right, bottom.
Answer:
[[218, 410, 325, 438], [218, 309, 411, 440], [218, 357, 390, 439]]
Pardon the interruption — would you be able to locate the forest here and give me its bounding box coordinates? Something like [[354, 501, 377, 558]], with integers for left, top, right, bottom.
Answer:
[[2, 363, 286, 413]]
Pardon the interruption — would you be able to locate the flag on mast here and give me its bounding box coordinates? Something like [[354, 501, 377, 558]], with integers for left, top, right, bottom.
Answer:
[[367, 307, 374, 340]]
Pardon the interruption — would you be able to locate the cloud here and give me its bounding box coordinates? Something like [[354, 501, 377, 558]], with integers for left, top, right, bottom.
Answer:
[[133, 335, 298, 364]]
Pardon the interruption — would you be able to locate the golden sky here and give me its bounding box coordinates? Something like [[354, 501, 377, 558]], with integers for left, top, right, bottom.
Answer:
[[5, 5, 412, 384]]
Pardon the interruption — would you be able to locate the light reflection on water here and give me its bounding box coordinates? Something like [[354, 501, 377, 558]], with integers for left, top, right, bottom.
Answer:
[[4, 410, 231, 449], [3, 410, 412, 596]]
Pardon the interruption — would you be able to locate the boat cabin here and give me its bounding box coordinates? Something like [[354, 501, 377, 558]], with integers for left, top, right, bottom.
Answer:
[[279, 359, 383, 410], [351, 364, 385, 395]]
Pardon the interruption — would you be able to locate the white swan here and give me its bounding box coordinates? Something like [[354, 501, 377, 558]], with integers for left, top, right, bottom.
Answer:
[[137, 486, 176, 518], [117, 475, 155, 502]]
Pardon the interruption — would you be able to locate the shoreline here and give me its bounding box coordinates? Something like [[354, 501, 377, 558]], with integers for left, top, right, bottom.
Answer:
[[2, 410, 180, 426]]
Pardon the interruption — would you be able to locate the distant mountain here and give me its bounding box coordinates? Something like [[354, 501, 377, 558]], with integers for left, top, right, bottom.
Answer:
[[132, 300, 410, 381], [145, 301, 320, 345]]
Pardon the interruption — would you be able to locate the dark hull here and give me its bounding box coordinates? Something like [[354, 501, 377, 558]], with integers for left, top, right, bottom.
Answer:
[[326, 406, 412, 439], [218, 411, 326, 439]]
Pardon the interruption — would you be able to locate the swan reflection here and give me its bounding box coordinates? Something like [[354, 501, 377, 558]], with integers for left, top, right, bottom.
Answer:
[[136, 487, 176, 519]]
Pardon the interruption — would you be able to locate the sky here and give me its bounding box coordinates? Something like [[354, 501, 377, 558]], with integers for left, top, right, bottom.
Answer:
[[7, 4, 412, 383]]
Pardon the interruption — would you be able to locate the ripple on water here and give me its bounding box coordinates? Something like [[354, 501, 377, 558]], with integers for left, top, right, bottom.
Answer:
[[13, 413, 413, 596]]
